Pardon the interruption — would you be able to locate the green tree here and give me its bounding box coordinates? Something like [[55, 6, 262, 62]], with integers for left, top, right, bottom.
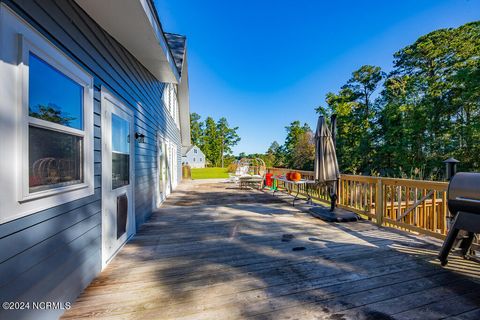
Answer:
[[202, 117, 220, 166], [320, 21, 480, 179], [319, 65, 383, 174], [283, 121, 311, 168], [188, 113, 241, 167], [29, 104, 76, 126], [376, 21, 480, 178], [344, 65, 383, 173], [217, 117, 240, 167], [292, 131, 315, 171], [190, 112, 204, 146], [266, 141, 281, 167]]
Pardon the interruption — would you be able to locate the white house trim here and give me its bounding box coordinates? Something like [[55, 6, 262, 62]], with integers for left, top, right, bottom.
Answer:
[[100, 87, 136, 269], [74, 0, 180, 83], [0, 4, 94, 223]]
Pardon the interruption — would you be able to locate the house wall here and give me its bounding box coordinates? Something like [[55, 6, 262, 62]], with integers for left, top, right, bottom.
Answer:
[[184, 146, 206, 168], [0, 1, 181, 319]]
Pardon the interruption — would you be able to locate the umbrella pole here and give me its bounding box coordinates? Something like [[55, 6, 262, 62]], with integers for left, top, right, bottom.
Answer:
[[330, 115, 338, 212]]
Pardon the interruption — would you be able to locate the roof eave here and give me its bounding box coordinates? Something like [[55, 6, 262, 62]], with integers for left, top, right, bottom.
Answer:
[[75, 0, 180, 83]]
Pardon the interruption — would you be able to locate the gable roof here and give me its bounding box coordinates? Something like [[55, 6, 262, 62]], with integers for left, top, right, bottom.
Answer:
[[181, 145, 194, 156], [182, 145, 204, 156], [164, 33, 186, 76]]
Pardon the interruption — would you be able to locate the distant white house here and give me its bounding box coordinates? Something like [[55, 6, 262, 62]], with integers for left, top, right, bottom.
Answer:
[[182, 145, 206, 168]]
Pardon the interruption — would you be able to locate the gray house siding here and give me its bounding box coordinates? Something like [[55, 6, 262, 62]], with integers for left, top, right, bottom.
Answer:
[[0, 0, 181, 319]]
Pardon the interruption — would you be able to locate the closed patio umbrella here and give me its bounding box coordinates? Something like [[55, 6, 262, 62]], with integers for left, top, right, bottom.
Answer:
[[314, 116, 340, 184], [310, 116, 359, 221]]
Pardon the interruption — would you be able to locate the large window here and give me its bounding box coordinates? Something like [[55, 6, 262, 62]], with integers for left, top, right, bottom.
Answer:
[[27, 53, 86, 193], [0, 5, 94, 223]]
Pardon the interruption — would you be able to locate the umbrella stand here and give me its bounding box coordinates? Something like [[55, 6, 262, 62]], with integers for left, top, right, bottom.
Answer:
[[329, 181, 337, 212]]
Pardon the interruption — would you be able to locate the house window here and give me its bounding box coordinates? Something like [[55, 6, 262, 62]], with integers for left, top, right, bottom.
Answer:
[[28, 54, 85, 193], [162, 83, 180, 128], [111, 114, 130, 189], [200, 158, 202, 162], [0, 5, 94, 223], [193, 157, 196, 162], [194, 149, 197, 154]]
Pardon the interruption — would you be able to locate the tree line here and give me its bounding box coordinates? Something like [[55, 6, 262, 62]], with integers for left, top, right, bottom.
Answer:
[[237, 121, 315, 171], [190, 113, 240, 167], [266, 21, 480, 180]]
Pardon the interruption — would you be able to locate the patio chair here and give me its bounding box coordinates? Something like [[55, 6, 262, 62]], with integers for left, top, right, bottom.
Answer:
[[237, 158, 266, 189], [228, 164, 249, 182]]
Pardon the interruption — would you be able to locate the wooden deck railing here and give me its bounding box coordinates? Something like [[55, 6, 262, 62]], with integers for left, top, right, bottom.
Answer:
[[267, 167, 451, 240]]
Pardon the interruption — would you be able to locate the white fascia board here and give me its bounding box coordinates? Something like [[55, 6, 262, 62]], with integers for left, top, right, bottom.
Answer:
[[75, 0, 180, 83], [177, 47, 191, 147]]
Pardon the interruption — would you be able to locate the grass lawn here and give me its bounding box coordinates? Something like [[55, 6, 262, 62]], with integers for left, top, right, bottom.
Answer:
[[191, 167, 229, 179]]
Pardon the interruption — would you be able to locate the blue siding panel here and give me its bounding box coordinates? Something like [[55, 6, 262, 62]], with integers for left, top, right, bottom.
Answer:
[[0, 0, 183, 319]]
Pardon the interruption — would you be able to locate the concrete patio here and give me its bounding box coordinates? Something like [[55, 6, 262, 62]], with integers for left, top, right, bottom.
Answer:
[[62, 180, 480, 320]]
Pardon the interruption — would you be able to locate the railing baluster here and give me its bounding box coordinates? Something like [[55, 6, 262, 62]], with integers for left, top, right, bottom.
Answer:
[[390, 185, 395, 220], [266, 168, 449, 239], [422, 189, 427, 229], [405, 187, 410, 225], [397, 185, 402, 222], [433, 190, 437, 233]]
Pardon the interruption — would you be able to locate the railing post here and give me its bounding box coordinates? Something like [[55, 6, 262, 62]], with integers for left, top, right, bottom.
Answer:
[[375, 178, 384, 226]]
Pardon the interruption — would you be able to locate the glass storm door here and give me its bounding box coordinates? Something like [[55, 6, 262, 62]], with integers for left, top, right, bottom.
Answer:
[[101, 92, 135, 268]]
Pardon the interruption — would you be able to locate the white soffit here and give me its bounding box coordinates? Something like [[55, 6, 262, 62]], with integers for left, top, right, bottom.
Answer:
[[75, 0, 179, 83]]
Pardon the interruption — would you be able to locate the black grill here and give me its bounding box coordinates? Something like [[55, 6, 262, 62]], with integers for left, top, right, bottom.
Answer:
[[438, 172, 480, 266]]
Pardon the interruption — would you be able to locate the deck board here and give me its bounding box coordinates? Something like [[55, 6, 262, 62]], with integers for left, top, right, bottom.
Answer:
[[62, 180, 480, 320]]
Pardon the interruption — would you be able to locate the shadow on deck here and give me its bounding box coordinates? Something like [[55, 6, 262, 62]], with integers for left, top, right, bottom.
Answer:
[[63, 179, 480, 320]]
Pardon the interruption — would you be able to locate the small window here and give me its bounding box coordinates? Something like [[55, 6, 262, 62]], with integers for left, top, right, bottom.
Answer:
[[200, 158, 202, 162], [194, 149, 197, 154], [193, 157, 196, 162], [112, 114, 130, 189]]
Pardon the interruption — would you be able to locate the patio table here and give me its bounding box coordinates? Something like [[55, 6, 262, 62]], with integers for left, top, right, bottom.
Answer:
[[272, 177, 316, 206]]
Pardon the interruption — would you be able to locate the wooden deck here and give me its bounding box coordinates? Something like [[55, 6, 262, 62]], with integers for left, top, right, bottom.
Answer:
[[63, 180, 480, 320]]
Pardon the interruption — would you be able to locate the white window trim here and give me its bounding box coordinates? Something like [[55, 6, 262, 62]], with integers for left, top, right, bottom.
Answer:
[[162, 83, 180, 129], [0, 4, 94, 223], [173, 85, 180, 128], [18, 29, 94, 202]]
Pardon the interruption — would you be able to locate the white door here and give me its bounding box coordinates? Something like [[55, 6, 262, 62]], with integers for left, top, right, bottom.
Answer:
[[171, 142, 178, 188], [157, 136, 168, 205], [101, 91, 135, 268], [156, 137, 178, 206]]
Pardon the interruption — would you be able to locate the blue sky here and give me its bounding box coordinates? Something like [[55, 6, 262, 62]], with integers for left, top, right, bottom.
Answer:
[[154, 0, 480, 155]]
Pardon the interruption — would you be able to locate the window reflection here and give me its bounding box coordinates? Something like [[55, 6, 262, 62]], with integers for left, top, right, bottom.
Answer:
[[29, 126, 83, 192], [29, 53, 83, 130], [112, 114, 130, 189]]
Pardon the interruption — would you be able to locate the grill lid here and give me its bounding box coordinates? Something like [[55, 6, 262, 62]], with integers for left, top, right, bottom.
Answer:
[[447, 172, 480, 215]]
